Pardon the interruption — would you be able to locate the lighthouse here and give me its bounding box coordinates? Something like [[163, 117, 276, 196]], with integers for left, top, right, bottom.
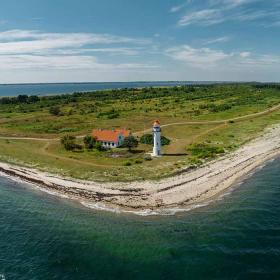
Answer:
[[153, 120, 161, 157]]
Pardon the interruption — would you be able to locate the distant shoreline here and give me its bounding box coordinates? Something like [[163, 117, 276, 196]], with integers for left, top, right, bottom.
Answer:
[[0, 125, 280, 216], [0, 80, 256, 86]]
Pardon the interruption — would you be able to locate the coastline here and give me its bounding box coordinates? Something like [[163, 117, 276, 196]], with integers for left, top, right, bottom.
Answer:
[[0, 125, 280, 216]]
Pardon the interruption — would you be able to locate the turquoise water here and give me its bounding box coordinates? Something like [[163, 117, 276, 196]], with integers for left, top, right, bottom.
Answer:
[[0, 159, 280, 279], [0, 81, 205, 97]]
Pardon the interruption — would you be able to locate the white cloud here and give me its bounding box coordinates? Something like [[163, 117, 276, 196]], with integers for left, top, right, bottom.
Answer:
[[170, 4, 185, 13], [0, 54, 158, 71], [166, 45, 280, 72], [166, 45, 231, 67], [178, 9, 223, 26], [240, 51, 251, 57], [202, 36, 231, 45], [177, 0, 280, 27], [0, 29, 149, 55], [0, 29, 149, 44], [170, 1, 193, 13], [81, 48, 142, 55], [0, 29, 155, 74], [211, 0, 255, 7]]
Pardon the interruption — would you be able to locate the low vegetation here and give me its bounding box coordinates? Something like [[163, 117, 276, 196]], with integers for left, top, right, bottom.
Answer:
[[121, 136, 139, 151], [188, 143, 225, 159], [60, 135, 82, 151]]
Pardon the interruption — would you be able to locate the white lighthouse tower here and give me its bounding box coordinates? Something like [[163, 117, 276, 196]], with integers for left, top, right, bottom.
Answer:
[[153, 120, 161, 157]]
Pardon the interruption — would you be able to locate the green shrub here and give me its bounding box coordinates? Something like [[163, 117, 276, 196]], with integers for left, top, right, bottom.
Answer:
[[199, 103, 232, 112], [59, 128, 76, 133], [161, 136, 171, 145], [97, 108, 120, 119], [188, 156, 203, 166], [95, 142, 105, 151], [61, 135, 82, 151], [140, 134, 171, 146], [124, 161, 132, 166], [122, 136, 138, 151], [83, 135, 97, 150], [188, 143, 225, 159], [49, 106, 61, 116], [140, 134, 153, 144]]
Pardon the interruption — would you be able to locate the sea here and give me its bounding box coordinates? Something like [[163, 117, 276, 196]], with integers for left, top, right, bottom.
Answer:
[[0, 81, 217, 97], [0, 157, 280, 279]]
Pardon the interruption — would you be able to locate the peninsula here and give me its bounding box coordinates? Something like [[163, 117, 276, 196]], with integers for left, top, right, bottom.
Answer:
[[1, 83, 280, 213]]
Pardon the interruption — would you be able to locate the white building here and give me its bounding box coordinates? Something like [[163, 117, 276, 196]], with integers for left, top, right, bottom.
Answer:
[[152, 120, 161, 156]]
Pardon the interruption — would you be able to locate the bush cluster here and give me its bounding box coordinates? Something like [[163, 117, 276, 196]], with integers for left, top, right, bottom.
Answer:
[[188, 143, 225, 159], [140, 134, 171, 146], [199, 103, 232, 112], [60, 135, 82, 151], [121, 136, 139, 151], [97, 109, 120, 119]]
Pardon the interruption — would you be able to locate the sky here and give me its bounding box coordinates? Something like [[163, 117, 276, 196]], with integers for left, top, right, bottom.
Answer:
[[0, 0, 279, 83]]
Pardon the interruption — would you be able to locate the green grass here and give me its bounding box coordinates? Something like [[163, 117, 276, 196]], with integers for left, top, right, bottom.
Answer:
[[0, 84, 280, 181]]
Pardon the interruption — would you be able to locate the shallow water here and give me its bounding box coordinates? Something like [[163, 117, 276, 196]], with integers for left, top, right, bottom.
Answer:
[[0, 159, 280, 279]]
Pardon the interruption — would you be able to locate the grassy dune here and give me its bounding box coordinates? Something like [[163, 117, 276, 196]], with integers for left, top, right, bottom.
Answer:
[[0, 84, 280, 181]]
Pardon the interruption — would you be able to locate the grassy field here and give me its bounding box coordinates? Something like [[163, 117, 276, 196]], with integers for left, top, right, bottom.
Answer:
[[1, 83, 280, 181]]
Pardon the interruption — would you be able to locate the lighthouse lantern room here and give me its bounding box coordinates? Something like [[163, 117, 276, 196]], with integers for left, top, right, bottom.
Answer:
[[152, 120, 161, 157]]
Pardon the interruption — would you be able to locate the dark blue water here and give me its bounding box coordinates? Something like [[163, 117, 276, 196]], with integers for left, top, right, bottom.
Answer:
[[0, 158, 280, 280], [0, 81, 207, 97]]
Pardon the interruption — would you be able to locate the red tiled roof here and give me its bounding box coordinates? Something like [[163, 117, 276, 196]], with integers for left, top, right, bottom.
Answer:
[[92, 129, 131, 143], [153, 120, 160, 126], [115, 129, 131, 138]]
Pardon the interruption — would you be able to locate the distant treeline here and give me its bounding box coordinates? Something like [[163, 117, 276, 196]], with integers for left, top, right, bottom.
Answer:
[[0, 95, 40, 105], [0, 85, 204, 105], [254, 83, 280, 90], [1, 83, 279, 106]]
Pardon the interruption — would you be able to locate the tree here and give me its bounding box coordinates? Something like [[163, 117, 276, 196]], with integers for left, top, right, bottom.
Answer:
[[140, 134, 153, 145], [122, 136, 138, 151], [95, 141, 104, 151], [28, 95, 40, 103], [161, 136, 171, 146], [83, 135, 96, 149], [61, 135, 82, 151], [17, 95, 28, 103], [49, 106, 61, 116], [140, 134, 171, 146]]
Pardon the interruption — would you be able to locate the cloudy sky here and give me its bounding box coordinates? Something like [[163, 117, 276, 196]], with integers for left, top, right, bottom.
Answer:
[[0, 0, 279, 83]]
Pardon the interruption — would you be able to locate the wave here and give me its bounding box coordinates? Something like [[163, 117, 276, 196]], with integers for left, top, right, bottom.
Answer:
[[0, 171, 70, 200], [80, 201, 212, 216]]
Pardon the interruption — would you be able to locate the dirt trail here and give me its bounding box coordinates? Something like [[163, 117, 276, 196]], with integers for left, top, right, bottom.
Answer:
[[135, 103, 280, 135]]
